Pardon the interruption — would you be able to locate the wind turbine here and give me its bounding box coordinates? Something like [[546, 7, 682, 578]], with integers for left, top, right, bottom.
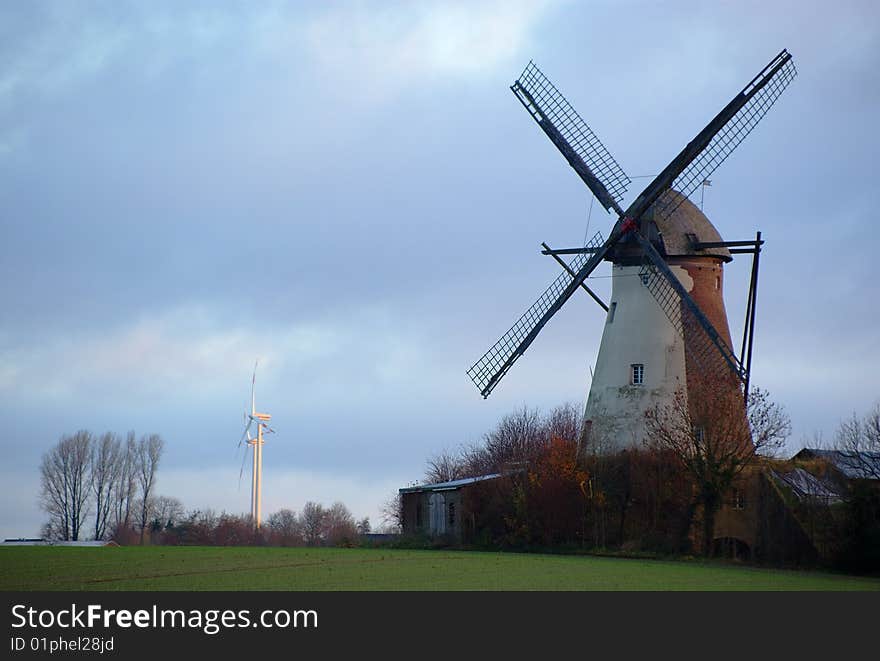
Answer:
[[237, 361, 273, 529]]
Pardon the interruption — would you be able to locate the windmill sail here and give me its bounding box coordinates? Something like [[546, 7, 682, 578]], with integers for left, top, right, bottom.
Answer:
[[628, 49, 797, 225], [512, 62, 630, 214], [634, 233, 745, 381], [467, 231, 606, 397], [469, 50, 796, 397]]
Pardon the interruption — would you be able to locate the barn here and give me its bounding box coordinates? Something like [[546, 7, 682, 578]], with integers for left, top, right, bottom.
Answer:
[[399, 474, 504, 542]]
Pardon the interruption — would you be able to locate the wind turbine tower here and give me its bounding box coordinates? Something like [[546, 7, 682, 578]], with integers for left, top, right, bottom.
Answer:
[[238, 363, 273, 529]]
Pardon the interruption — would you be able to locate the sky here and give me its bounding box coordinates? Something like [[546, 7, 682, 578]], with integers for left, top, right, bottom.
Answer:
[[1, 0, 878, 539]]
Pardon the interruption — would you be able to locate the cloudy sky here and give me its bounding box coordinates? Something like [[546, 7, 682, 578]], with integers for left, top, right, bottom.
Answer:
[[2, 0, 878, 538]]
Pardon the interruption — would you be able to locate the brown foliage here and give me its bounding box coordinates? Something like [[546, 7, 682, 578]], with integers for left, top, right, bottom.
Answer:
[[425, 404, 582, 483], [517, 436, 590, 547], [213, 514, 259, 546], [645, 381, 790, 555]]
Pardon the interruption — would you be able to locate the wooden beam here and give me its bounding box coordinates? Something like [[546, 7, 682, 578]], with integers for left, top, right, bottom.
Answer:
[[541, 243, 608, 312]]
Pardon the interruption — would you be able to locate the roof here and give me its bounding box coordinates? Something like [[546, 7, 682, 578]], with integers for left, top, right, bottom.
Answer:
[[771, 468, 842, 503], [399, 473, 503, 494], [793, 448, 880, 480], [1, 539, 118, 547], [650, 190, 732, 262]]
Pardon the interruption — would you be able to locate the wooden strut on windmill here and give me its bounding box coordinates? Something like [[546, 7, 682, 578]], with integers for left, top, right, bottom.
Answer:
[[467, 50, 796, 452]]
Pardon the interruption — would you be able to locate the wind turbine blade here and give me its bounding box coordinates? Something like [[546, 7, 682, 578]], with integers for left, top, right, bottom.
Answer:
[[238, 444, 250, 487], [251, 361, 258, 417], [237, 419, 254, 448]]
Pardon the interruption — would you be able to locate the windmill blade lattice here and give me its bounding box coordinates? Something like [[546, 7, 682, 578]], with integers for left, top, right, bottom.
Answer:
[[468, 49, 796, 398], [467, 231, 605, 397], [635, 234, 744, 381], [512, 62, 630, 213], [648, 51, 797, 224]]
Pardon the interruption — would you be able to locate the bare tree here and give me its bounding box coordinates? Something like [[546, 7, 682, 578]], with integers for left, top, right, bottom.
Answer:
[[90, 432, 121, 540], [748, 388, 793, 458], [867, 403, 880, 448], [834, 401, 880, 480], [422, 404, 586, 489], [300, 501, 325, 546], [267, 509, 303, 546], [39, 431, 93, 540], [324, 502, 358, 546], [425, 449, 466, 484], [111, 432, 139, 536], [482, 405, 545, 471], [151, 495, 184, 530], [545, 402, 583, 443], [645, 382, 790, 556], [380, 491, 403, 533], [136, 433, 164, 544], [453, 406, 548, 478]]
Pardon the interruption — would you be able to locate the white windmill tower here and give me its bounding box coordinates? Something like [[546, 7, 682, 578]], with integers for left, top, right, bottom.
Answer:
[[238, 362, 273, 529], [583, 191, 746, 450], [467, 51, 796, 451]]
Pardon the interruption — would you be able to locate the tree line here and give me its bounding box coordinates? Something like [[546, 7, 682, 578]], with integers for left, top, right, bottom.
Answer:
[[39, 430, 164, 542], [411, 393, 879, 569], [152, 502, 371, 547], [37, 430, 378, 548]]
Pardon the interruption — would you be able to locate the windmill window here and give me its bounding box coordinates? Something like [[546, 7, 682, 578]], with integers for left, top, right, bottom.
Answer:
[[715, 276, 720, 290], [731, 488, 746, 510], [630, 363, 644, 385], [607, 302, 617, 324]]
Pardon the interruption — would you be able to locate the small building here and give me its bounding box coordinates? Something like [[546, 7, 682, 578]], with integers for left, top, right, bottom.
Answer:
[[1, 538, 118, 547], [711, 462, 839, 563], [791, 448, 880, 482], [400, 474, 504, 542], [771, 467, 842, 505], [712, 448, 878, 563]]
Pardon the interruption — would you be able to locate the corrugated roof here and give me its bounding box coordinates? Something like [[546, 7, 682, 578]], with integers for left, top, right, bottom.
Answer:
[[1, 540, 118, 547], [399, 473, 503, 494], [794, 448, 880, 480], [772, 468, 842, 503]]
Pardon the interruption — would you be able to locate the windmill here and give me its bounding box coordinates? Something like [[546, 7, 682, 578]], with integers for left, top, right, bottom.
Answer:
[[467, 50, 796, 449], [237, 362, 274, 529]]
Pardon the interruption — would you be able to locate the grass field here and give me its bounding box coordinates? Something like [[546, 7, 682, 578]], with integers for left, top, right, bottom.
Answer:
[[2, 546, 878, 591]]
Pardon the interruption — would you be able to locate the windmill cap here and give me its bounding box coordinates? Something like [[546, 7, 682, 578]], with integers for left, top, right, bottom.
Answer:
[[648, 189, 732, 262]]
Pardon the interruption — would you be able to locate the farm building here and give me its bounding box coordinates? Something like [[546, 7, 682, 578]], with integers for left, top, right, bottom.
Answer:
[[660, 448, 878, 562], [400, 449, 878, 565], [791, 448, 880, 482], [1, 539, 119, 547], [400, 473, 507, 542]]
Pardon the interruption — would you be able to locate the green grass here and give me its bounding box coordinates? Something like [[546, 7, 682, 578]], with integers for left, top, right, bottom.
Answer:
[[1, 546, 877, 591]]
